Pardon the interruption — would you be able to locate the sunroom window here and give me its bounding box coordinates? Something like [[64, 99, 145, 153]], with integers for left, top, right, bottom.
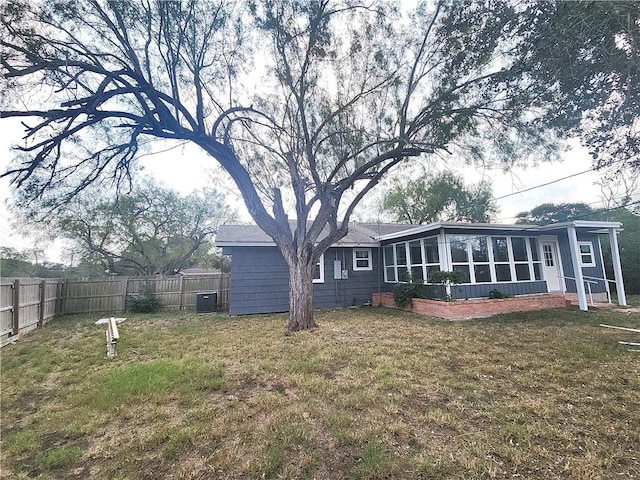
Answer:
[[383, 236, 440, 284], [512, 237, 531, 281], [492, 237, 511, 282], [447, 234, 544, 285], [384, 245, 396, 282], [409, 240, 424, 281], [395, 243, 408, 282]]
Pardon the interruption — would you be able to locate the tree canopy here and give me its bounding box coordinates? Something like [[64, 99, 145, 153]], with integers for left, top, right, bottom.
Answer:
[[517, 1, 640, 175], [1, 0, 636, 331], [12, 179, 235, 276], [382, 171, 497, 224], [515, 202, 594, 225]]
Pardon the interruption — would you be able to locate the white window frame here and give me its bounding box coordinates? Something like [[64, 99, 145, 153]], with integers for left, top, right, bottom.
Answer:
[[383, 245, 397, 282], [578, 241, 596, 267], [383, 237, 441, 284], [313, 254, 325, 283], [352, 248, 373, 271], [446, 234, 544, 285]]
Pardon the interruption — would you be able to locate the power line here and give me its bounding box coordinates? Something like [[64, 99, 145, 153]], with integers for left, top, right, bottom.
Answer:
[[493, 158, 628, 201], [494, 167, 595, 201]]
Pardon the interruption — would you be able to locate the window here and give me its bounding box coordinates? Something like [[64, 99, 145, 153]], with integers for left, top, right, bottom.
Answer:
[[449, 236, 471, 283], [409, 240, 424, 281], [395, 244, 409, 282], [383, 237, 440, 284], [423, 237, 441, 283], [353, 248, 372, 271], [492, 237, 511, 282], [470, 236, 491, 283], [578, 242, 595, 267], [384, 245, 396, 282], [543, 244, 555, 267], [447, 234, 544, 285], [512, 237, 530, 281], [313, 254, 324, 283], [449, 235, 490, 284], [529, 238, 543, 280]]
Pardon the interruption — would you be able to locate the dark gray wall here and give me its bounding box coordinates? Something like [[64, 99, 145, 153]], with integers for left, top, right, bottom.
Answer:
[[222, 246, 382, 315], [554, 230, 607, 294], [316, 247, 384, 309], [449, 281, 548, 299], [223, 227, 609, 314], [223, 246, 289, 314]]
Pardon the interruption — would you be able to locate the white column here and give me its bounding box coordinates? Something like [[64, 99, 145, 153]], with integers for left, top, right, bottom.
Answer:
[[438, 231, 451, 297], [567, 226, 588, 311], [609, 228, 627, 306], [597, 236, 611, 303]]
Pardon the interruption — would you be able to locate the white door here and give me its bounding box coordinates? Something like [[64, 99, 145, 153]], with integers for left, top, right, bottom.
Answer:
[[542, 241, 561, 291]]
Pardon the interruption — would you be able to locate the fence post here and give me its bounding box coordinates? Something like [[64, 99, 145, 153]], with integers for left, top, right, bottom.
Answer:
[[38, 280, 46, 327], [121, 277, 129, 313], [12, 279, 20, 335], [55, 280, 63, 316], [178, 275, 184, 310]]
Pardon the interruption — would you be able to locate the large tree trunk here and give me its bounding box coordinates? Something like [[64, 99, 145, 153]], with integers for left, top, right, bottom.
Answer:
[[286, 256, 317, 333]]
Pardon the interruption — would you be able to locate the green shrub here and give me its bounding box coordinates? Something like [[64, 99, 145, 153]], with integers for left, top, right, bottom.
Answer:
[[488, 289, 512, 299], [393, 280, 425, 308], [428, 270, 465, 286], [126, 283, 161, 313]]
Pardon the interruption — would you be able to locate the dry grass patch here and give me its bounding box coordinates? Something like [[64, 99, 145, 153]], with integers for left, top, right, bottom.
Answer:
[[1, 300, 639, 479]]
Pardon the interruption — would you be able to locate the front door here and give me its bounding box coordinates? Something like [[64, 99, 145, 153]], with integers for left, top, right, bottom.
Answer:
[[541, 241, 561, 291]]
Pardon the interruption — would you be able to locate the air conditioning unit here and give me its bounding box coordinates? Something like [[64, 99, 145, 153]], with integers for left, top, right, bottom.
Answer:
[[196, 291, 217, 313]]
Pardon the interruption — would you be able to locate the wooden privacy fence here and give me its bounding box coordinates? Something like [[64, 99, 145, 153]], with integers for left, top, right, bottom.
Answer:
[[1, 278, 62, 346], [1, 274, 229, 347]]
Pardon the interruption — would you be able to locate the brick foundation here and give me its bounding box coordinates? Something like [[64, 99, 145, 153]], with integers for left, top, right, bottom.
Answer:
[[372, 292, 567, 320]]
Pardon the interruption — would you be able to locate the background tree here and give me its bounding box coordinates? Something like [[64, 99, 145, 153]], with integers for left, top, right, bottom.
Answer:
[[13, 179, 236, 276], [0, 246, 98, 277], [0, 247, 33, 277], [518, 1, 640, 176], [382, 171, 497, 224], [516, 202, 640, 294], [515, 203, 594, 225], [1, 1, 634, 331]]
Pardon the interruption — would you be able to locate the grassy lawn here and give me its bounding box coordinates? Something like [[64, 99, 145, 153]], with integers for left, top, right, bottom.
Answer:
[[1, 298, 639, 479]]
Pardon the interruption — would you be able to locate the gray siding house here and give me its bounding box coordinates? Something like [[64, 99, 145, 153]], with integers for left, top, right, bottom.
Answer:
[[217, 220, 628, 315]]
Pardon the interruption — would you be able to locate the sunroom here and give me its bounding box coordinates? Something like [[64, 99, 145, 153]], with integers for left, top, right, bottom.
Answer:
[[377, 221, 627, 311]]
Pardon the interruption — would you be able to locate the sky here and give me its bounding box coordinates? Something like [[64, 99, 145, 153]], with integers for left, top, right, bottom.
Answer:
[[1, 112, 625, 266]]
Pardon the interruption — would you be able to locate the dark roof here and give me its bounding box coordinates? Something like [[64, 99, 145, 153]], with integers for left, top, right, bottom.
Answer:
[[217, 220, 624, 248], [217, 222, 414, 247]]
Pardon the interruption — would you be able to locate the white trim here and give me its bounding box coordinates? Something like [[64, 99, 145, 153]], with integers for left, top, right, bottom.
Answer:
[[375, 221, 539, 242], [313, 254, 325, 284], [539, 235, 565, 292], [609, 228, 627, 306], [383, 245, 396, 283], [597, 236, 612, 303], [567, 226, 588, 311], [577, 241, 596, 267], [445, 234, 543, 285], [352, 248, 373, 271]]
